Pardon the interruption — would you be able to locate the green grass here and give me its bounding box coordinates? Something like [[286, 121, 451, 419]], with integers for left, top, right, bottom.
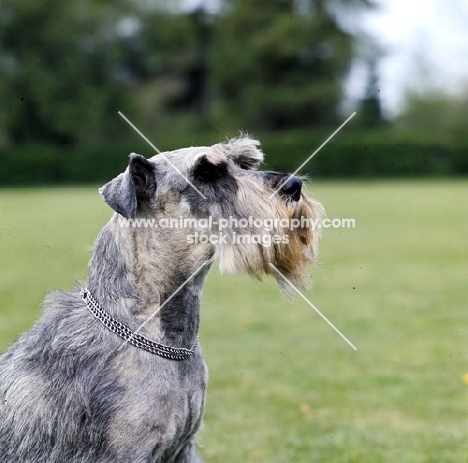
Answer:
[[0, 181, 467, 462]]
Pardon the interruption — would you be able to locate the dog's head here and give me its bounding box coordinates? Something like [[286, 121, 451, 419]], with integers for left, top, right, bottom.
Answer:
[[100, 137, 324, 291]]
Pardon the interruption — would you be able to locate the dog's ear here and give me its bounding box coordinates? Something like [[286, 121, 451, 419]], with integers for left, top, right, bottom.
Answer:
[[99, 153, 156, 219]]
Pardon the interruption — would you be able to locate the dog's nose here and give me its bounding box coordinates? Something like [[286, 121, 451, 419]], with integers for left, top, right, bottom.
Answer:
[[280, 176, 302, 201]]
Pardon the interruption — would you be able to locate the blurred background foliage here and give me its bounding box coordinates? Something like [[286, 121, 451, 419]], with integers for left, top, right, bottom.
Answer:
[[0, 0, 467, 184]]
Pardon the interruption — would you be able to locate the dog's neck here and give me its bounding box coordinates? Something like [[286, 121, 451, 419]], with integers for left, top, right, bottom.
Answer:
[[86, 215, 213, 348]]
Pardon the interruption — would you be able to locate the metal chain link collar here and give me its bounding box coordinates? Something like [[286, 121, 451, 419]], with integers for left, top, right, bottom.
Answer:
[[80, 288, 198, 361]]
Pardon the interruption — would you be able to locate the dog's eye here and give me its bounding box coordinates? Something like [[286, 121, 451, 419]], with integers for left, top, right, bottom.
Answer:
[[194, 160, 226, 182], [237, 160, 252, 170]]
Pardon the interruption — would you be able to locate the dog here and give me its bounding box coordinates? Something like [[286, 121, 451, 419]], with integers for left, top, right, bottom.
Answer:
[[0, 137, 323, 462]]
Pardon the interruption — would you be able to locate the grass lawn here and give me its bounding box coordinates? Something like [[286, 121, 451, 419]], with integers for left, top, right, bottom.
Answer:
[[0, 181, 467, 462]]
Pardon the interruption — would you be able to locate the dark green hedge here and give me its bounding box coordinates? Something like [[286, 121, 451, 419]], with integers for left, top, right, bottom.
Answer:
[[1, 130, 467, 186], [259, 129, 468, 178]]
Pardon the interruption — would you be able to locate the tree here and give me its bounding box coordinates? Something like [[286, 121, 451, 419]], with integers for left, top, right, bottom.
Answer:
[[355, 36, 385, 129], [140, 8, 213, 116], [212, 0, 373, 130], [0, 0, 131, 144]]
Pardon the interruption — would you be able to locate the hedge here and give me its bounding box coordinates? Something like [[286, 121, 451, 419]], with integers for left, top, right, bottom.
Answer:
[[1, 130, 467, 186]]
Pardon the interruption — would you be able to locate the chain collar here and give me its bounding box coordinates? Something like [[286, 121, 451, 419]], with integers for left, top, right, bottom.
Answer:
[[80, 288, 199, 361]]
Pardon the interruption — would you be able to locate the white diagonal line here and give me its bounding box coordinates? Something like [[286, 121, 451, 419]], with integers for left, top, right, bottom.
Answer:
[[118, 111, 207, 200], [268, 263, 357, 350], [118, 259, 212, 351], [269, 112, 356, 199], [118, 111, 162, 154]]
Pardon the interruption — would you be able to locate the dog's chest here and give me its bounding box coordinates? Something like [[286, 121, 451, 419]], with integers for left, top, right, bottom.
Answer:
[[106, 354, 208, 461]]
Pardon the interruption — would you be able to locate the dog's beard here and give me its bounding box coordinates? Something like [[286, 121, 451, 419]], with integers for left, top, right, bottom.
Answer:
[[215, 193, 324, 295]]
